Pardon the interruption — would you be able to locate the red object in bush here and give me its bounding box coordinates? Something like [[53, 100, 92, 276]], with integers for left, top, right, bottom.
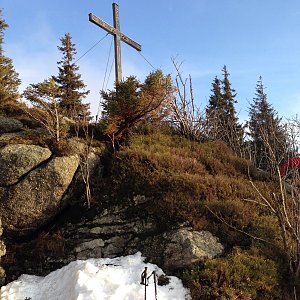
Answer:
[[280, 157, 300, 176]]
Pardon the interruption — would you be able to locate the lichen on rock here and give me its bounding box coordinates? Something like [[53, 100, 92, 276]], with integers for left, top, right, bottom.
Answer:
[[0, 144, 52, 186], [0, 116, 23, 134], [163, 228, 224, 269], [0, 155, 80, 235]]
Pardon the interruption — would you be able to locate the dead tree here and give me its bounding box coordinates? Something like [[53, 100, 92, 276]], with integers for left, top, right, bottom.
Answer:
[[74, 115, 93, 208], [170, 57, 206, 141]]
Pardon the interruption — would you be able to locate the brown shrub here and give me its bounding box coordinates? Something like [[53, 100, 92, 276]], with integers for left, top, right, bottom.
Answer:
[[49, 139, 76, 157], [1, 101, 28, 118], [182, 247, 282, 299]]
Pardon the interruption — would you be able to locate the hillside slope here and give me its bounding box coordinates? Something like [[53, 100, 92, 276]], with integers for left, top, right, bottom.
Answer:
[[92, 128, 283, 299], [1, 124, 286, 299]]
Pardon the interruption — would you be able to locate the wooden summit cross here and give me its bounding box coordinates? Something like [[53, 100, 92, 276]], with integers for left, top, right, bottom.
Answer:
[[89, 3, 142, 83]]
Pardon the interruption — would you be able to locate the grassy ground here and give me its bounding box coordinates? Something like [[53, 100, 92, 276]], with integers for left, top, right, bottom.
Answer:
[[94, 126, 286, 299]]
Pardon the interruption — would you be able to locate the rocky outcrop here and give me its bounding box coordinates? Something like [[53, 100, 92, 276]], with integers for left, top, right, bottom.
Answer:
[[0, 144, 52, 186], [0, 155, 80, 235], [127, 227, 224, 270], [0, 127, 224, 282], [0, 117, 23, 134], [62, 148, 103, 205], [74, 239, 104, 259], [61, 200, 159, 262], [55, 196, 223, 271], [2, 183, 223, 281]]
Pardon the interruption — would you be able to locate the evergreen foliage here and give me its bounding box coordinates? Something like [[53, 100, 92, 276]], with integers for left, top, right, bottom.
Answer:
[[206, 66, 244, 155], [100, 70, 174, 145], [23, 78, 69, 142], [0, 9, 21, 108], [206, 76, 223, 140], [53, 33, 90, 119], [248, 77, 287, 171]]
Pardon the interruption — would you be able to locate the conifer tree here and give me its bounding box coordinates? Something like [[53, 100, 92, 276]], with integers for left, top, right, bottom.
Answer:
[[221, 65, 244, 152], [248, 76, 287, 171], [101, 70, 174, 147], [206, 66, 243, 154], [206, 76, 224, 140], [54, 33, 90, 119], [222, 65, 238, 122], [23, 78, 67, 142], [0, 9, 21, 108]]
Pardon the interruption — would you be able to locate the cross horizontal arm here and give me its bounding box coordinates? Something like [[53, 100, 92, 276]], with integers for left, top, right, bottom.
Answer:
[[120, 33, 141, 52], [89, 13, 141, 52], [89, 13, 116, 35]]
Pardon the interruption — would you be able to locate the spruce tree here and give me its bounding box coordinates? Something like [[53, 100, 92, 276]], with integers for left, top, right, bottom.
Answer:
[[248, 76, 287, 171], [222, 65, 238, 122], [206, 66, 243, 154], [54, 33, 90, 119], [221, 65, 243, 152], [0, 9, 21, 108], [206, 76, 224, 140]]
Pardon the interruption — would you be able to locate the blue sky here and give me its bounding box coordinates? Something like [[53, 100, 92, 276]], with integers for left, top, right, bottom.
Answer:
[[2, 0, 300, 120]]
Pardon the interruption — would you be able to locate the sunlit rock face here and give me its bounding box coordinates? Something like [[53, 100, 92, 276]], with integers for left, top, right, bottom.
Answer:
[[0, 144, 51, 186], [0, 154, 79, 236]]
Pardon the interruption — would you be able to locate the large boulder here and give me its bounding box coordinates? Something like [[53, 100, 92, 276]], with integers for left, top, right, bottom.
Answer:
[[0, 144, 52, 186], [0, 117, 23, 134], [162, 228, 224, 269], [127, 227, 224, 270], [61, 145, 103, 205], [0, 155, 80, 235]]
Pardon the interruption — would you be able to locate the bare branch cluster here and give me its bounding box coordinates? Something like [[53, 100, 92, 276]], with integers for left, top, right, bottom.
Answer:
[[170, 57, 206, 142], [250, 118, 300, 291], [75, 118, 93, 208]]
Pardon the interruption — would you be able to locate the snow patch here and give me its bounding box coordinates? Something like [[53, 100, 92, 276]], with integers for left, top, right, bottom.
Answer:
[[0, 252, 191, 300]]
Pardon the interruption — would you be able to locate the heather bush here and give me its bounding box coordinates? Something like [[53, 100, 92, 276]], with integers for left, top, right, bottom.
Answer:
[[92, 128, 287, 297], [182, 247, 281, 299]]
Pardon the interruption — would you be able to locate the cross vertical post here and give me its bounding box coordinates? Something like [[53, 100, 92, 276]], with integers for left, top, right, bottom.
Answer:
[[89, 3, 142, 84], [112, 3, 122, 83]]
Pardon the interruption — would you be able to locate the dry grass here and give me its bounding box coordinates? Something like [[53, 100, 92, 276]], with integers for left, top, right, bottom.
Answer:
[[91, 129, 287, 298], [98, 130, 278, 240]]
